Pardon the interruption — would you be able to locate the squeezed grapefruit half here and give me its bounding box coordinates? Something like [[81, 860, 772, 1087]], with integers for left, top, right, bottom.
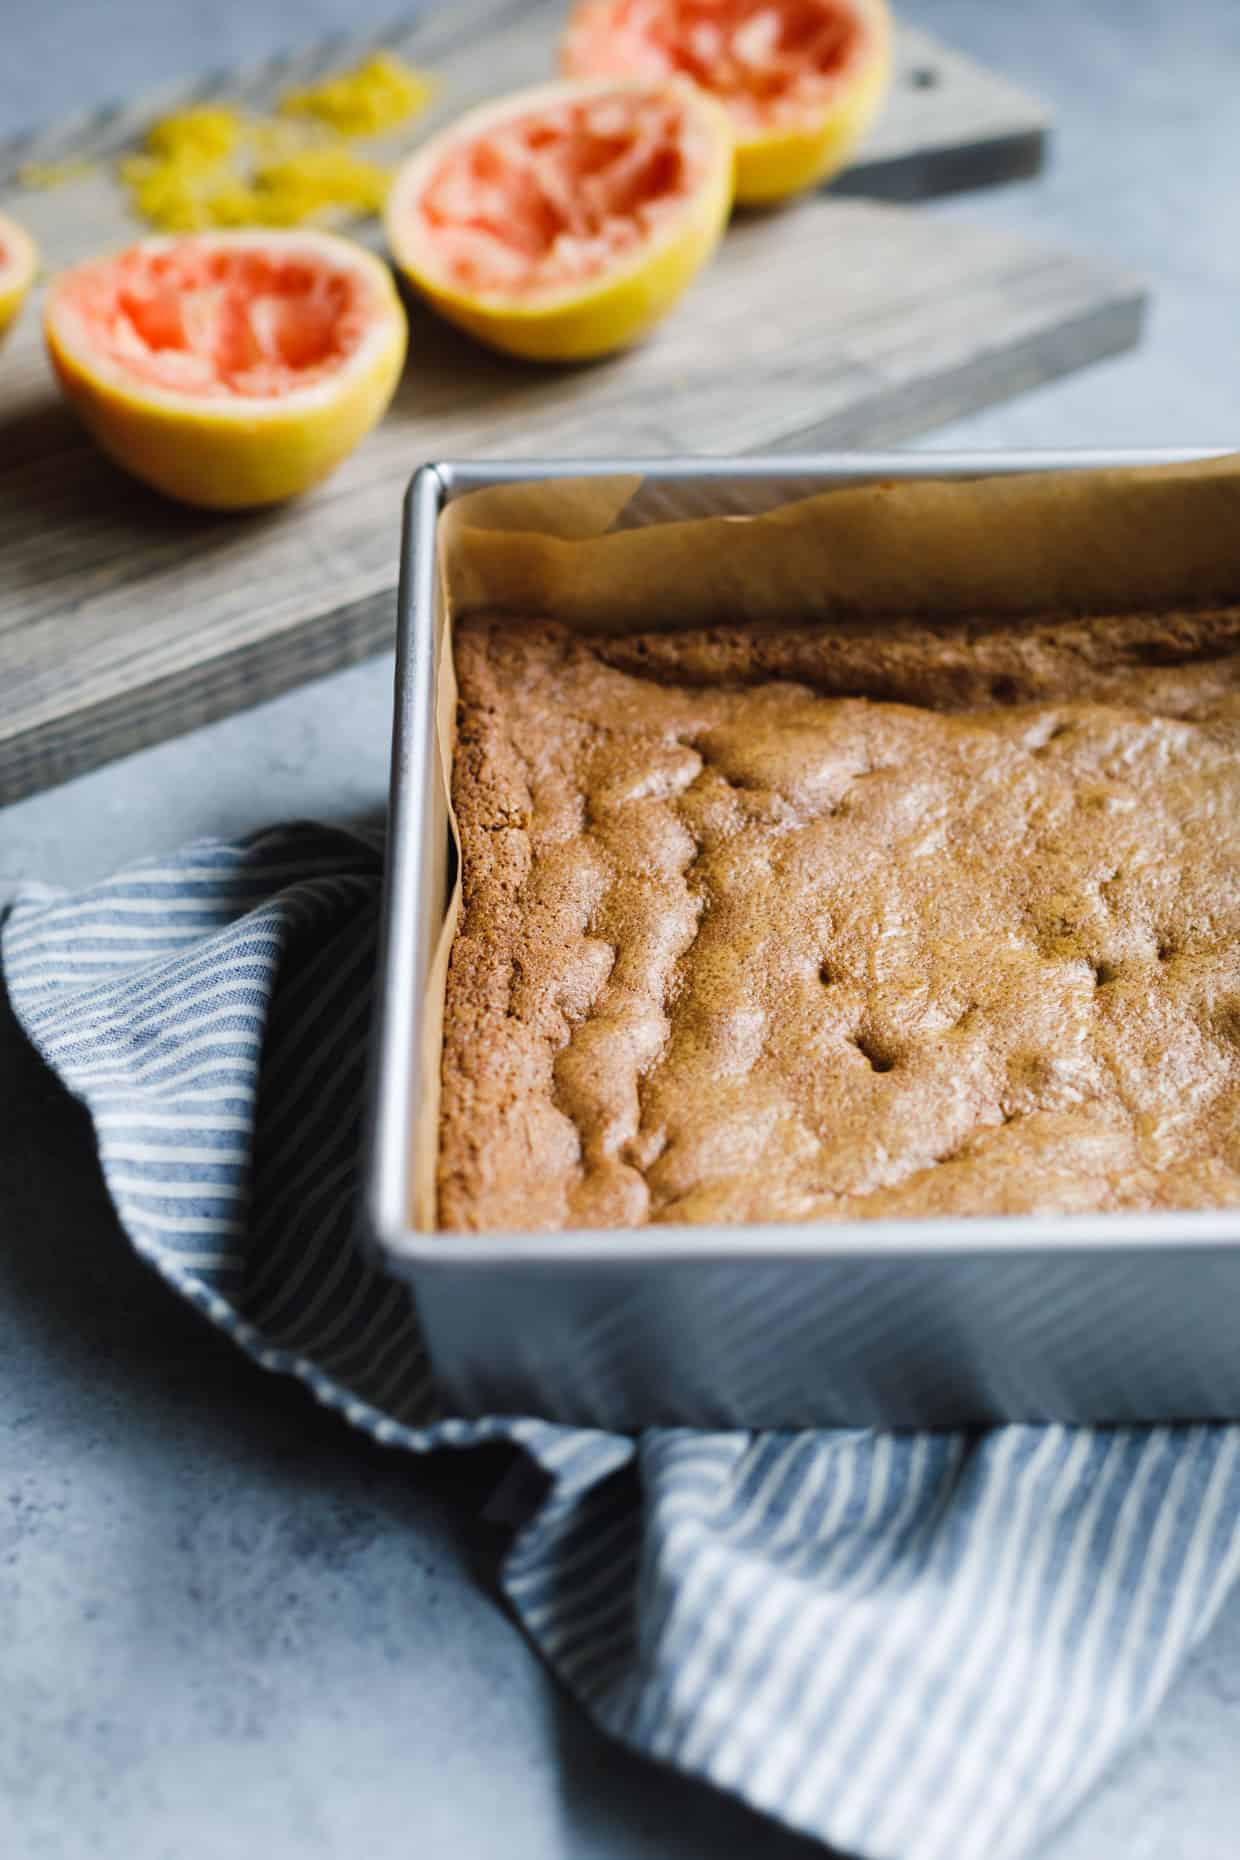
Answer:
[[561, 0, 892, 204], [44, 229, 407, 508], [385, 78, 734, 362], [0, 210, 37, 344]]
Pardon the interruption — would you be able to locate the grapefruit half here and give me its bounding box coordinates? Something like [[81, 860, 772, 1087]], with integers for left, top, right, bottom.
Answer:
[[561, 0, 892, 204], [384, 77, 734, 362], [44, 229, 407, 508], [0, 210, 37, 345]]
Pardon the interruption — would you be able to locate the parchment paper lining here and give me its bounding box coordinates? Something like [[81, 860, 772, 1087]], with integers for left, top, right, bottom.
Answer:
[[411, 454, 1240, 1228]]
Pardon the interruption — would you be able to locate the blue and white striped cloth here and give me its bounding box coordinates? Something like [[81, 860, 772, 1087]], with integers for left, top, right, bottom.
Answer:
[[5, 821, 1240, 1860]]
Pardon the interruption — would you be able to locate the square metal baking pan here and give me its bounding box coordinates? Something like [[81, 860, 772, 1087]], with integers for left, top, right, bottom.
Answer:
[[365, 448, 1240, 1431]]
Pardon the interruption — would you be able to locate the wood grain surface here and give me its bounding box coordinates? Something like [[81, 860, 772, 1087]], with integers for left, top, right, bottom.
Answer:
[[0, 0, 1144, 805], [0, 1, 1050, 210]]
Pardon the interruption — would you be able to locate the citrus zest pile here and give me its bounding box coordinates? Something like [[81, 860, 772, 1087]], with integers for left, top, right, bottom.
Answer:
[[279, 52, 436, 137], [15, 157, 98, 190], [117, 53, 435, 232], [416, 89, 713, 295], [145, 105, 243, 165]]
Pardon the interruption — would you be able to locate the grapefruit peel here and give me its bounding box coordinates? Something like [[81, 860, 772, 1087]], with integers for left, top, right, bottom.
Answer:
[[561, 0, 892, 204], [384, 77, 735, 362], [0, 210, 38, 345], [44, 228, 407, 508]]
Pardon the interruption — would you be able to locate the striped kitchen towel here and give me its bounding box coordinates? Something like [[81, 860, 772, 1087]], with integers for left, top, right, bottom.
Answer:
[[5, 820, 1240, 1860]]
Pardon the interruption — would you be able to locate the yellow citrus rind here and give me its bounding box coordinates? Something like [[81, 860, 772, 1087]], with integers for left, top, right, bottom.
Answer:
[[734, 2, 891, 202], [43, 229, 407, 509], [384, 78, 735, 363], [561, 0, 892, 206], [0, 210, 38, 345]]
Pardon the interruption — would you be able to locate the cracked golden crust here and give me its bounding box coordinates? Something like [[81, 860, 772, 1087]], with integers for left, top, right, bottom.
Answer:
[[438, 609, 1240, 1232]]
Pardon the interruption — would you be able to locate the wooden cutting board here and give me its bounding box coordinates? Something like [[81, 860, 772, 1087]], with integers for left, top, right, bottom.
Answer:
[[0, 1, 1145, 805]]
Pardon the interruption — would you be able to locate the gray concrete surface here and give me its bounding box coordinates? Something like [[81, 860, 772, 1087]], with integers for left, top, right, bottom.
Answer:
[[2, 2, 1239, 1856]]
